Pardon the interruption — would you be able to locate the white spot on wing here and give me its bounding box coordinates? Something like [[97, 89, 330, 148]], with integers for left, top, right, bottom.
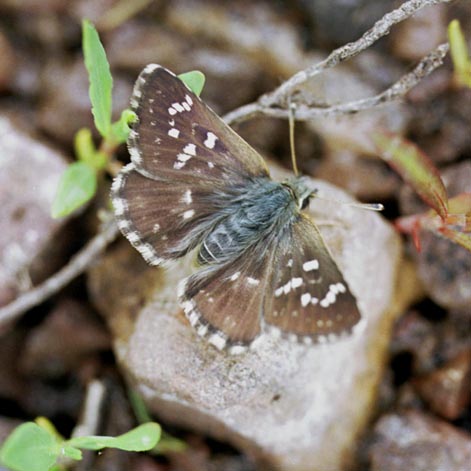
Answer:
[[168, 128, 180, 138], [291, 277, 303, 288], [172, 103, 184, 113], [247, 277, 260, 286], [303, 259, 319, 272], [182, 209, 195, 219], [118, 219, 130, 231], [127, 232, 140, 244], [208, 333, 226, 350], [129, 146, 142, 164], [301, 293, 311, 307], [197, 324, 208, 336], [319, 282, 346, 308], [183, 143, 197, 156], [182, 189, 192, 204], [204, 131, 218, 149], [143, 64, 159, 74], [113, 198, 126, 216], [176, 153, 192, 164], [229, 345, 247, 355]]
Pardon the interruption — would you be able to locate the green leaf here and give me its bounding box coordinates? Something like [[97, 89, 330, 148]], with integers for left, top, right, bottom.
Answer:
[[35, 417, 63, 442], [110, 109, 138, 144], [178, 70, 205, 96], [82, 19, 113, 137], [61, 445, 82, 461], [0, 422, 61, 471], [448, 20, 471, 88], [373, 132, 449, 220], [67, 423, 161, 452], [51, 162, 97, 218], [154, 431, 187, 454]]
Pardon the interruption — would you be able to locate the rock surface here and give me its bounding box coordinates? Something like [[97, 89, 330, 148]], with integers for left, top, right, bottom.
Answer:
[[91, 165, 402, 471], [370, 410, 471, 471], [0, 115, 68, 307]]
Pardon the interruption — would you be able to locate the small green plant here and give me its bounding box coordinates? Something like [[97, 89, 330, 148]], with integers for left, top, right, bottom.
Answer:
[[51, 19, 134, 218], [372, 23, 471, 251], [373, 132, 471, 252], [128, 388, 186, 454], [51, 20, 205, 219], [448, 19, 471, 89], [0, 417, 161, 471]]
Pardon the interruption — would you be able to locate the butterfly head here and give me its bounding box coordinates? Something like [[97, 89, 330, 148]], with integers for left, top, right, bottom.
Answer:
[[282, 176, 316, 211]]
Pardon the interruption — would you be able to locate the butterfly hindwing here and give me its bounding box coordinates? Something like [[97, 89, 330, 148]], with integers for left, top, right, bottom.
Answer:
[[180, 241, 277, 352], [264, 214, 362, 343], [180, 214, 361, 351], [128, 64, 269, 184]]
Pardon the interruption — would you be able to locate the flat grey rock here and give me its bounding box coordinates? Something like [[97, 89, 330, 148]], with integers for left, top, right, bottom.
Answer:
[[104, 167, 401, 471]]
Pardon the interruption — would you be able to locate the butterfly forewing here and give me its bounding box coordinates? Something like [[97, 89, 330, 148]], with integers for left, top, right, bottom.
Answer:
[[128, 64, 269, 184], [264, 214, 361, 343], [112, 64, 270, 265]]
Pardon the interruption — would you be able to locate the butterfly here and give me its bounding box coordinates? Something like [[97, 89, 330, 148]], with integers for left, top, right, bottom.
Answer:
[[111, 64, 362, 354]]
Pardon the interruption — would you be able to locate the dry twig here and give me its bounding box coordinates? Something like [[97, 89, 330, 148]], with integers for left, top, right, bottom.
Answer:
[[223, 0, 453, 125], [0, 220, 119, 327]]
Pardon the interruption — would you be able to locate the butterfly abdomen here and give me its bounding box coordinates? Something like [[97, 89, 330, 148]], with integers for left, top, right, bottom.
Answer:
[[197, 179, 296, 266]]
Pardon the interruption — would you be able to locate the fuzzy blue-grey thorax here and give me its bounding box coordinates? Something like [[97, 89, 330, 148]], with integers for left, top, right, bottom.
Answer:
[[197, 176, 313, 266]]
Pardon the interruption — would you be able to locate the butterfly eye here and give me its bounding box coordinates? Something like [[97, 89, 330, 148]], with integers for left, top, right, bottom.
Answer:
[[301, 195, 311, 210]]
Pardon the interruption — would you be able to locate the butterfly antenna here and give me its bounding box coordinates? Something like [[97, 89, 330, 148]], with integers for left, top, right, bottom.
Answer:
[[288, 99, 299, 176], [315, 193, 384, 212]]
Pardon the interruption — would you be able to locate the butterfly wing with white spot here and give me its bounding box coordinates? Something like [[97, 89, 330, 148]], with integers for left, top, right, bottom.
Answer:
[[263, 214, 362, 343], [112, 64, 270, 265], [180, 239, 278, 352], [112, 163, 236, 264], [128, 64, 269, 184]]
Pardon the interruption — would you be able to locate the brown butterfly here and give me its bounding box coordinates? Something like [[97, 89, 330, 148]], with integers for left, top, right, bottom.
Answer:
[[111, 64, 362, 354]]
